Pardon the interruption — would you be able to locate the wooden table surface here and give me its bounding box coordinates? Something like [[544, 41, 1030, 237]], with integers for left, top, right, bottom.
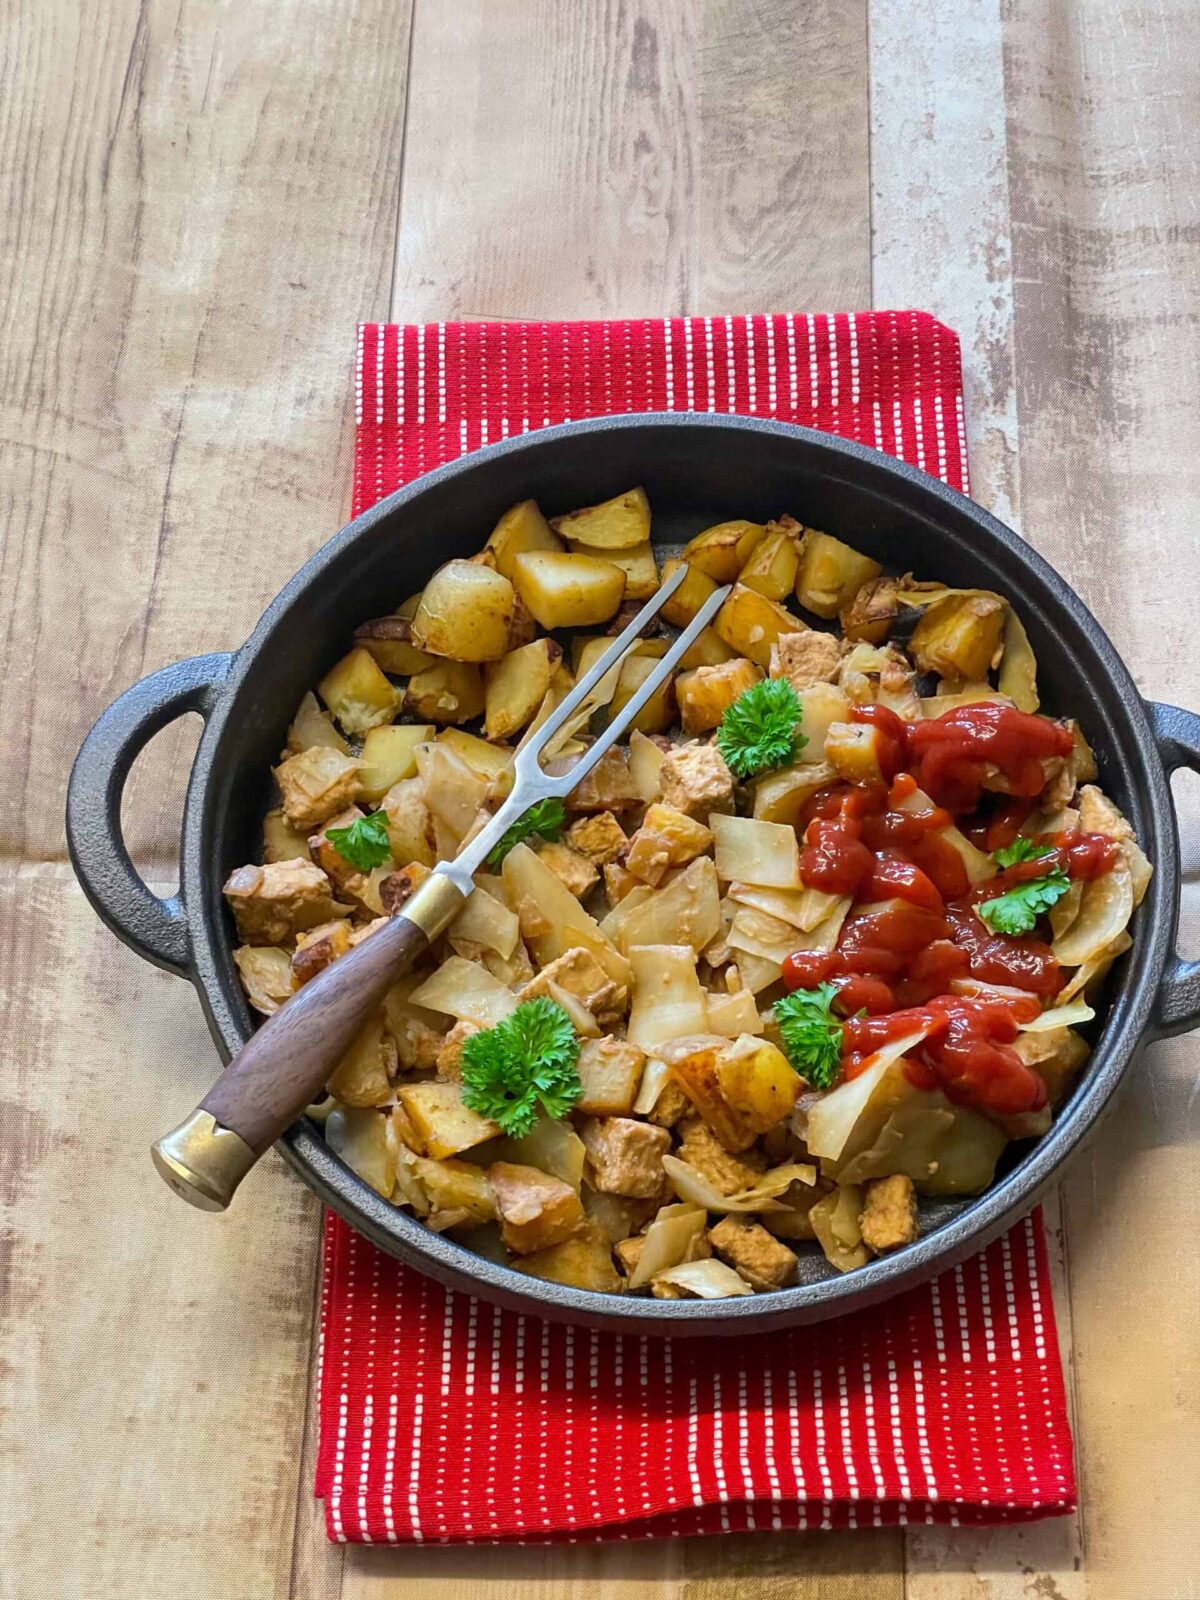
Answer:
[[4, 1, 1198, 1596]]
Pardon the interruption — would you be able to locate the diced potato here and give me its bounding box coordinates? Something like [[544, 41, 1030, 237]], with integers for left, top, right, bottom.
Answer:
[[381, 776, 436, 868], [738, 527, 800, 601], [397, 1082, 501, 1159], [659, 558, 719, 628], [795, 531, 882, 619], [274, 746, 363, 832], [796, 681, 852, 762], [608, 652, 676, 736], [358, 724, 433, 802], [413, 1157, 496, 1224], [403, 660, 485, 724], [713, 584, 799, 668], [233, 945, 297, 1016], [489, 1161, 586, 1253], [328, 1014, 395, 1107], [624, 804, 714, 887], [751, 760, 837, 825], [437, 728, 515, 792], [910, 594, 1006, 682], [262, 807, 310, 863], [410, 559, 515, 662], [500, 841, 631, 989], [318, 647, 403, 735], [677, 626, 738, 670], [569, 537, 658, 600], [326, 1106, 394, 1198], [484, 639, 562, 740], [549, 486, 650, 550], [675, 657, 761, 735], [627, 729, 665, 803], [714, 1036, 800, 1134], [353, 614, 437, 676], [575, 1037, 647, 1116], [825, 721, 887, 785], [661, 1036, 758, 1153], [504, 588, 538, 650], [839, 576, 899, 644], [512, 550, 626, 629], [486, 498, 563, 579], [513, 1224, 623, 1291], [705, 987, 763, 1038], [287, 690, 350, 756], [563, 746, 642, 813], [681, 520, 767, 582]]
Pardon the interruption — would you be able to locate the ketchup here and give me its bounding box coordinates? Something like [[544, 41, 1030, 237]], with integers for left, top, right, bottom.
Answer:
[[780, 700, 1119, 1122]]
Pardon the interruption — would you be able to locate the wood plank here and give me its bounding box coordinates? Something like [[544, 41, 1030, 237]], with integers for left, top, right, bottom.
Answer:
[[1002, 6, 1200, 1597], [391, 0, 870, 323], [0, 0, 412, 1595]]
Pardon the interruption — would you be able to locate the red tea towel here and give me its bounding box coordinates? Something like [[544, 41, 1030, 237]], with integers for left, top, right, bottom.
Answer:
[[315, 313, 1076, 1543]]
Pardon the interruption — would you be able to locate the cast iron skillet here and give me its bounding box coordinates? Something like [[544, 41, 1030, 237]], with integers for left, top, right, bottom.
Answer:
[[66, 414, 1200, 1333]]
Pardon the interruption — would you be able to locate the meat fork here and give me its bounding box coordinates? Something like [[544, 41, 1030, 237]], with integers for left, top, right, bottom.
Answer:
[[152, 563, 731, 1210]]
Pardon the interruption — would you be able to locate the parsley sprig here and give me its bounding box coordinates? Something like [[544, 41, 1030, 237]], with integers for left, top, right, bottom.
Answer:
[[774, 982, 843, 1089], [485, 797, 566, 869], [460, 998, 583, 1137], [715, 677, 807, 780], [326, 810, 392, 871], [992, 836, 1053, 869], [978, 865, 1070, 937]]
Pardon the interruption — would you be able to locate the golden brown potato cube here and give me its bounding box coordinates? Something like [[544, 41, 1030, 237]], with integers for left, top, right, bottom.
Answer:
[[357, 724, 432, 803], [566, 811, 628, 865], [675, 657, 762, 735], [411, 559, 516, 662], [564, 746, 642, 813], [709, 1215, 798, 1290], [434, 1019, 481, 1083], [414, 1157, 496, 1224], [675, 1120, 767, 1194], [714, 584, 800, 668], [609, 653, 676, 736], [681, 519, 768, 582], [262, 807, 311, 863], [353, 614, 437, 676], [489, 1161, 586, 1254], [223, 858, 342, 945], [328, 1014, 395, 1107], [603, 861, 641, 906], [824, 721, 887, 785], [318, 647, 403, 735], [513, 1224, 623, 1292], [549, 485, 650, 550], [520, 946, 625, 1016], [666, 1042, 759, 1153], [403, 660, 486, 724], [677, 626, 739, 671], [714, 1035, 801, 1134], [751, 760, 837, 825], [769, 631, 843, 693], [233, 945, 297, 1016], [659, 558, 719, 628], [859, 1174, 919, 1254], [292, 917, 354, 985], [535, 840, 600, 899], [381, 777, 436, 868], [486, 498, 563, 579], [658, 741, 735, 819], [274, 746, 363, 832], [569, 537, 659, 601], [575, 1037, 646, 1116], [286, 690, 351, 756], [738, 526, 801, 601], [839, 576, 899, 644], [794, 531, 882, 619], [614, 1234, 646, 1278], [624, 803, 714, 887], [484, 638, 562, 741], [579, 1117, 671, 1198], [795, 681, 853, 759], [398, 1082, 501, 1159], [512, 550, 626, 629], [910, 594, 1006, 682]]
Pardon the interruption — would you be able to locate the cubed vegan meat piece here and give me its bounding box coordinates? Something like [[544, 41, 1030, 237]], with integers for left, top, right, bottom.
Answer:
[[535, 840, 600, 898], [579, 1116, 671, 1198], [223, 858, 342, 946], [858, 1174, 919, 1254], [658, 741, 734, 820], [675, 1119, 766, 1195], [709, 1215, 799, 1291], [435, 1019, 481, 1083], [291, 918, 354, 984], [520, 946, 625, 1016], [273, 746, 364, 831], [566, 811, 628, 866], [768, 629, 843, 691]]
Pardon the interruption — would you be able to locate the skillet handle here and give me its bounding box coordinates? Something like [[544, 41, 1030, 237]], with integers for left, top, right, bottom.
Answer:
[[151, 871, 467, 1210], [1149, 700, 1200, 1037], [66, 654, 233, 977]]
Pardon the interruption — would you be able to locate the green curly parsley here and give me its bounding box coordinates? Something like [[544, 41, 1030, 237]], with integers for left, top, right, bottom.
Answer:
[[992, 836, 1053, 869], [774, 982, 843, 1089], [977, 867, 1071, 937], [484, 797, 567, 869], [326, 810, 392, 871], [715, 677, 808, 780], [460, 998, 583, 1137]]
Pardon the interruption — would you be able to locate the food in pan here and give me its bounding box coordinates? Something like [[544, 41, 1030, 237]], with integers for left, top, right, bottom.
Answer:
[[225, 490, 1151, 1296]]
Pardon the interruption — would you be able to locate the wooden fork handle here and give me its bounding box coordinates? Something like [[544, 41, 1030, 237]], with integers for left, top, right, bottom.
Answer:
[[151, 872, 467, 1210]]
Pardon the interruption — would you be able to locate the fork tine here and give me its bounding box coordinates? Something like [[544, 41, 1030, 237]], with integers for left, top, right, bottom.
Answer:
[[532, 581, 732, 798]]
